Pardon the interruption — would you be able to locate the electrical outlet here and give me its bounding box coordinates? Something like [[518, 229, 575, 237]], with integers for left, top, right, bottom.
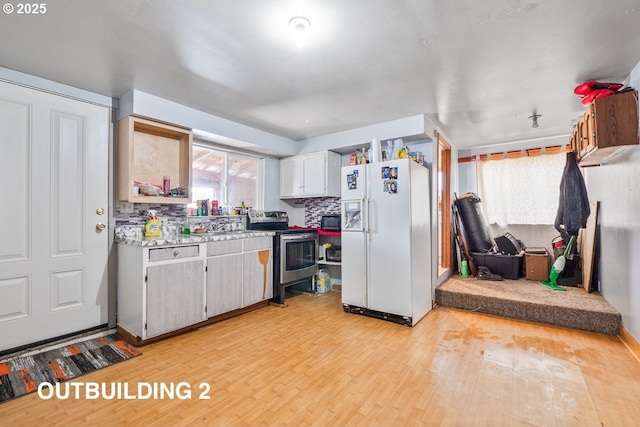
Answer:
[[121, 202, 134, 214]]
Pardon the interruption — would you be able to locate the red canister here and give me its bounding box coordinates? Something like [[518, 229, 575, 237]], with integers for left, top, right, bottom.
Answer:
[[163, 176, 171, 196]]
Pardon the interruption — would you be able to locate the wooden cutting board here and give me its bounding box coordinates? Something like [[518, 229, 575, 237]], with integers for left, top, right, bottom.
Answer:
[[579, 201, 599, 292]]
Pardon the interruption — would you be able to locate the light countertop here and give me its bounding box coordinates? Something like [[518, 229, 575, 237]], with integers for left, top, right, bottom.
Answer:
[[115, 227, 275, 247]]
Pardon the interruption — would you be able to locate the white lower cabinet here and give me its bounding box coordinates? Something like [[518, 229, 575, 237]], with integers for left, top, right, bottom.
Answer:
[[206, 236, 273, 317], [242, 237, 273, 306], [117, 243, 207, 342], [117, 235, 273, 343], [206, 240, 243, 316], [146, 259, 206, 337]]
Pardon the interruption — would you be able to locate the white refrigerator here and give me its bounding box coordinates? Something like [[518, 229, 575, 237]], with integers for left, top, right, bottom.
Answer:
[[341, 158, 432, 326]]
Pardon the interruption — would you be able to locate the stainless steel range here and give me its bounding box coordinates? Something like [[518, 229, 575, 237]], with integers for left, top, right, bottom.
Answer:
[[246, 211, 318, 305]]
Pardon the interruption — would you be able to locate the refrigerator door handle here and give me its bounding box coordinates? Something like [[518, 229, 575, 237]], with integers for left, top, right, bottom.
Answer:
[[362, 197, 369, 233], [366, 197, 373, 234]]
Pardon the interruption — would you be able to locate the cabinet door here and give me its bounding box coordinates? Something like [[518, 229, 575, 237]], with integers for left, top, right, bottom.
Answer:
[[243, 249, 273, 306], [301, 152, 326, 196], [577, 115, 590, 157], [584, 106, 596, 155], [570, 128, 579, 159], [280, 156, 301, 198], [146, 260, 205, 338], [207, 253, 243, 316]]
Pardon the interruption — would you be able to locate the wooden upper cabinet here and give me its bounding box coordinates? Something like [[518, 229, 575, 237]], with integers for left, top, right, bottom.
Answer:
[[575, 90, 639, 167], [118, 116, 193, 204]]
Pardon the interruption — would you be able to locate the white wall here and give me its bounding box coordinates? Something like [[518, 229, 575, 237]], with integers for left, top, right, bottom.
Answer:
[[299, 115, 432, 155], [0, 66, 115, 107], [581, 60, 640, 341], [263, 157, 281, 210], [458, 161, 477, 195], [119, 90, 297, 157], [583, 147, 640, 339]]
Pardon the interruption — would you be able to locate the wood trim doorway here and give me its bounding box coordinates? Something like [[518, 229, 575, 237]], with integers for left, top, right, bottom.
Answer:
[[438, 134, 452, 276]]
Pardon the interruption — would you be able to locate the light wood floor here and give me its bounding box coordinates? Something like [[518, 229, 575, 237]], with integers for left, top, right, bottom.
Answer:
[[3, 290, 640, 427]]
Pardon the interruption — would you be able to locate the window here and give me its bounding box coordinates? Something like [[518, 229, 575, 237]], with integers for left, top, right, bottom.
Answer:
[[191, 143, 263, 211], [477, 152, 565, 226]]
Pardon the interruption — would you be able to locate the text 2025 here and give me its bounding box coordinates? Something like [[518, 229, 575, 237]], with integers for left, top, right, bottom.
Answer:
[[17, 3, 46, 14]]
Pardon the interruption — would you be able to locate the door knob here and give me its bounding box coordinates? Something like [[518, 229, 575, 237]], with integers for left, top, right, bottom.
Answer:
[[96, 208, 105, 215], [96, 223, 106, 232]]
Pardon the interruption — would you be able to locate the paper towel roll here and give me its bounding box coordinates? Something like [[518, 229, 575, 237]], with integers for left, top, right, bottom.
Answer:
[[370, 138, 381, 163]]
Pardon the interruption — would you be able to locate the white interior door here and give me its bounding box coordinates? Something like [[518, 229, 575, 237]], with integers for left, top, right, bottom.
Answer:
[[0, 81, 109, 352]]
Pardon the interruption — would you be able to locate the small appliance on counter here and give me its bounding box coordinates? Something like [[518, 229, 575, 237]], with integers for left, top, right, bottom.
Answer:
[[325, 245, 342, 262], [319, 243, 341, 262], [320, 214, 341, 231]]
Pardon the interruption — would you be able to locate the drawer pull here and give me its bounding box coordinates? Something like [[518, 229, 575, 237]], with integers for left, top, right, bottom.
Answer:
[[174, 251, 179, 257]]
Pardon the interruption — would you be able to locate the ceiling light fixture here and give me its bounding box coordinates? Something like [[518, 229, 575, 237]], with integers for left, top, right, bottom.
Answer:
[[528, 113, 541, 128], [289, 16, 311, 32]]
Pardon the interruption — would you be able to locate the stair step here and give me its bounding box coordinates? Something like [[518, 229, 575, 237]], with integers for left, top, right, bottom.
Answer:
[[435, 276, 621, 335]]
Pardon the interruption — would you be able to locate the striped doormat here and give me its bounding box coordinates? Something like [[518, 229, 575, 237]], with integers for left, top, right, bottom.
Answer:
[[0, 333, 141, 403]]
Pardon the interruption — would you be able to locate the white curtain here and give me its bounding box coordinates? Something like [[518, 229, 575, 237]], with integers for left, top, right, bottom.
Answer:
[[477, 152, 566, 226]]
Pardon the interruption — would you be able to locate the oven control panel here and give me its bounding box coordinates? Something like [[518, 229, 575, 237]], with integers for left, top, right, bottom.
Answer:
[[247, 210, 289, 224]]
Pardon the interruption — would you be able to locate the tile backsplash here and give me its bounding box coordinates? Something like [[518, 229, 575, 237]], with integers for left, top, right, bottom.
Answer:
[[114, 202, 187, 226], [114, 202, 245, 231], [304, 197, 341, 228], [114, 197, 342, 231]]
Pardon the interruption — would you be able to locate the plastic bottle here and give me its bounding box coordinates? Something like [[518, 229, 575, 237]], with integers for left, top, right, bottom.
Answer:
[[163, 176, 171, 196], [461, 260, 469, 278], [385, 141, 394, 161], [145, 210, 161, 237], [393, 139, 404, 158], [317, 269, 331, 293], [182, 214, 191, 235], [370, 138, 381, 163]]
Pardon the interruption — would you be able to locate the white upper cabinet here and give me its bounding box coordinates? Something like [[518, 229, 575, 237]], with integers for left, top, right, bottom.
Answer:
[[279, 151, 341, 198]]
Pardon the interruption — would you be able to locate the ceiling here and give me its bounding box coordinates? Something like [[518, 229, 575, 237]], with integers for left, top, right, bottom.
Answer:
[[2, 0, 640, 149]]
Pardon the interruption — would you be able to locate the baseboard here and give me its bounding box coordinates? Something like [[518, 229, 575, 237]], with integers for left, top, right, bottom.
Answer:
[[619, 327, 640, 364], [116, 300, 269, 346]]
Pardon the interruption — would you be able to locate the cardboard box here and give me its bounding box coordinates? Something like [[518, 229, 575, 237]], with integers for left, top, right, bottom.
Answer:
[[525, 247, 551, 281]]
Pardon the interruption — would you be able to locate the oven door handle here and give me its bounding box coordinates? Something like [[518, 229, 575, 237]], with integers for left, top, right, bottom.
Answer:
[[280, 232, 317, 242]]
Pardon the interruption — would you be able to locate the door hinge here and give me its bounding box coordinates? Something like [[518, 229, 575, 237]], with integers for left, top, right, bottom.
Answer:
[[144, 322, 147, 331], [145, 275, 148, 283]]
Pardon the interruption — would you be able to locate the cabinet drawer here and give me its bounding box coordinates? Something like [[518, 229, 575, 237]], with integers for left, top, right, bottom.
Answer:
[[207, 240, 243, 256], [243, 236, 273, 251], [149, 245, 200, 262]]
